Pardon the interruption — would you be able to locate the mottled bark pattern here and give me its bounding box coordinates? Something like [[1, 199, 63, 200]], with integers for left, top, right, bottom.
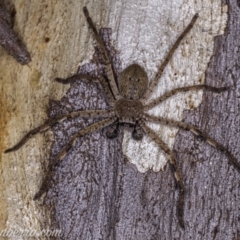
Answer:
[[41, 2, 240, 239], [45, 29, 124, 239], [173, 0, 240, 238]]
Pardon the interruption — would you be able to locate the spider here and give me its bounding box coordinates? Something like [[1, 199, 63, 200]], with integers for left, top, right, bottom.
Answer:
[[5, 7, 240, 228]]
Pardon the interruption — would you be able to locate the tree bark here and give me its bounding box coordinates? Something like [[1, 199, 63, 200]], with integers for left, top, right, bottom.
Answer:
[[174, 0, 240, 238], [1, 0, 239, 239]]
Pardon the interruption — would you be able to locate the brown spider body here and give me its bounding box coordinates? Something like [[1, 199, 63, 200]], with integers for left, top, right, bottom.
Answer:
[[115, 64, 147, 126], [115, 98, 143, 124], [5, 7, 240, 229], [119, 64, 148, 100]]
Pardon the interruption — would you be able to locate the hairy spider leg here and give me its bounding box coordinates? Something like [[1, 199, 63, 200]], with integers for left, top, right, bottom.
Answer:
[[142, 13, 199, 102], [144, 85, 229, 110], [34, 117, 117, 200], [143, 114, 240, 172], [0, 5, 31, 64], [5, 109, 114, 153], [139, 120, 185, 229], [56, 73, 100, 84], [56, 74, 116, 106], [83, 7, 121, 100]]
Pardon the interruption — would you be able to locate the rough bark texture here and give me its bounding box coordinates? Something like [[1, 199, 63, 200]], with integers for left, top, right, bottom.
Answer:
[[173, 0, 240, 238], [1, 0, 240, 240]]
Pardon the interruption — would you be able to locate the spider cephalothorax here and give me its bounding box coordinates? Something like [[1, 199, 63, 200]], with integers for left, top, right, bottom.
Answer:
[[115, 98, 143, 123], [5, 7, 240, 228]]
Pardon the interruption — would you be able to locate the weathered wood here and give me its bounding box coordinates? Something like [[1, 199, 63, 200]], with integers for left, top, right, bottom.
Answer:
[[174, 0, 240, 238], [1, 0, 239, 239]]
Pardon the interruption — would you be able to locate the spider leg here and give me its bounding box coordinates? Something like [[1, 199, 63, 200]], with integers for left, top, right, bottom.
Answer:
[[34, 117, 117, 200], [83, 7, 121, 100], [144, 85, 229, 110], [56, 73, 116, 106], [5, 109, 115, 153], [142, 13, 198, 101], [139, 120, 185, 228], [55, 73, 100, 84], [144, 114, 240, 172], [0, 5, 31, 65]]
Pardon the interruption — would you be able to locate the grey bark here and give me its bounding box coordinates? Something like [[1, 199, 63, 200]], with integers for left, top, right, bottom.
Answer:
[[48, 1, 240, 239], [173, 0, 240, 239], [1, 0, 240, 240]]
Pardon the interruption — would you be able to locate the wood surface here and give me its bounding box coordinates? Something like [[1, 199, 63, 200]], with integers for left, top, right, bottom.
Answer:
[[1, 0, 239, 239]]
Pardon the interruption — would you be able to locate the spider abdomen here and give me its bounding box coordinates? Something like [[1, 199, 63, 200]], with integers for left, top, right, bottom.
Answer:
[[119, 64, 148, 100], [115, 98, 143, 124]]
